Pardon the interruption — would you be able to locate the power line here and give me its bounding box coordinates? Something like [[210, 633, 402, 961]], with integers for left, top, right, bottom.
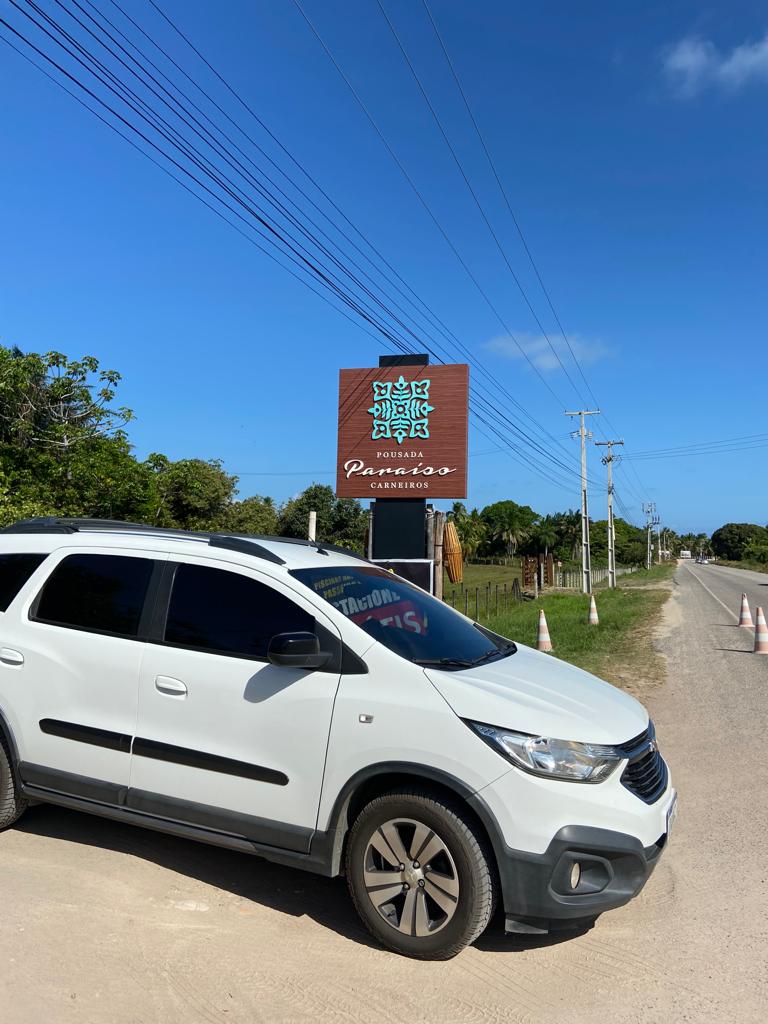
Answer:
[[2, 0, 588, 492], [413, 0, 653, 505], [109, 0, 582, 469], [420, 0, 602, 410], [290, 0, 572, 410], [376, 0, 588, 406]]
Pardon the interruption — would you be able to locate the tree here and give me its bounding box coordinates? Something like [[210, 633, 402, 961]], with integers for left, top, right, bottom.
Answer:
[[481, 500, 537, 556], [277, 484, 367, 552], [532, 515, 557, 558], [220, 495, 278, 536], [551, 509, 582, 561], [450, 505, 486, 562], [743, 538, 768, 565], [710, 523, 767, 561], [278, 483, 337, 540], [331, 497, 367, 552], [146, 455, 238, 530], [0, 346, 47, 447], [0, 345, 153, 523]]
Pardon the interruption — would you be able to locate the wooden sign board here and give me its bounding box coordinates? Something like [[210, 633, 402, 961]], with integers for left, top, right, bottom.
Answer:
[[336, 364, 469, 499]]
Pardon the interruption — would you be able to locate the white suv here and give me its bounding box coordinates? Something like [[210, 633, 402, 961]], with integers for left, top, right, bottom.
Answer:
[[0, 518, 676, 960]]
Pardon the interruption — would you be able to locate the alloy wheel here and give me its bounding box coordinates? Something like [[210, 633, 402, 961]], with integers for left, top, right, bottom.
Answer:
[[362, 817, 460, 936]]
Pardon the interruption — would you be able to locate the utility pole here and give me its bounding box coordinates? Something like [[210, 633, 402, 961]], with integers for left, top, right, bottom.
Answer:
[[566, 410, 600, 594], [643, 502, 659, 570], [595, 439, 623, 589]]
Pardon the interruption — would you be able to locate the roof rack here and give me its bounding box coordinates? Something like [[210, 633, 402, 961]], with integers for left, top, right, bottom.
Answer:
[[1, 518, 368, 566]]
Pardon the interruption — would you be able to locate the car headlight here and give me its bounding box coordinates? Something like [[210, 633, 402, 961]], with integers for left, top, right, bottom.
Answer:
[[467, 721, 622, 783]]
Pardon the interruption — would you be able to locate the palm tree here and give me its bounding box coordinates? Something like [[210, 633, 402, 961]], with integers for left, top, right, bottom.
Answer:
[[533, 515, 557, 558], [453, 507, 486, 562], [553, 509, 582, 561], [491, 505, 530, 557]]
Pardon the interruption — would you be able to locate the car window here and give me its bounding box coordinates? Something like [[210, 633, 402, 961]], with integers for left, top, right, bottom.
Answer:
[[291, 566, 514, 668], [164, 563, 314, 659], [0, 553, 48, 612], [34, 553, 155, 638]]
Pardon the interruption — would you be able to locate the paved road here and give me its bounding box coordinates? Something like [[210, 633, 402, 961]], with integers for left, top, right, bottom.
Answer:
[[1, 563, 766, 1023], [682, 559, 768, 637]]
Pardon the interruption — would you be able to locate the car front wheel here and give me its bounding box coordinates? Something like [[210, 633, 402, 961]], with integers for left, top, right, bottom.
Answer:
[[346, 788, 496, 959]]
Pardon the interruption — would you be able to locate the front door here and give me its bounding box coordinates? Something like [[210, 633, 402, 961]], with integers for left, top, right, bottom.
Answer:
[[128, 556, 342, 851]]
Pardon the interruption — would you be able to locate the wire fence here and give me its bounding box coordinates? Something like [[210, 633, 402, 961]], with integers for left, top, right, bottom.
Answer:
[[447, 578, 524, 619], [446, 564, 640, 619]]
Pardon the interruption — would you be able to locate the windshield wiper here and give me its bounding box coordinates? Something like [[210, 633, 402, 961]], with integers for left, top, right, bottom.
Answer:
[[414, 657, 475, 668], [469, 643, 516, 667], [415, 644, 516, 670]]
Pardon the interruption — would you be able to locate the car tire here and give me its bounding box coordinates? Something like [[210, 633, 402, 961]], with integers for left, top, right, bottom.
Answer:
[[346, 788, 496, 960], [0, 734, 27, 831]]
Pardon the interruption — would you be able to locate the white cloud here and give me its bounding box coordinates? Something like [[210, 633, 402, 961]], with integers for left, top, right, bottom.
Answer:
[[485, 332, 609, 373], [663, 33, 768, 97]]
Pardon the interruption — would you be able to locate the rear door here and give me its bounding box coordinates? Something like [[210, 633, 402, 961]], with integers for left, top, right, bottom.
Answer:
[[128, 556, 343, 851], [6, 547, 162, 802]]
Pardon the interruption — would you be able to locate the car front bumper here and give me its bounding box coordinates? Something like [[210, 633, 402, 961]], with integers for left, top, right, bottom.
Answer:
[[496, 822, 668, 934], [467, 760, 676, 934]]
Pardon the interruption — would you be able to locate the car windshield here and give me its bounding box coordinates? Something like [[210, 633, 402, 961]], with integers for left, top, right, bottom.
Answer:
[[290, 565, 514, 667]]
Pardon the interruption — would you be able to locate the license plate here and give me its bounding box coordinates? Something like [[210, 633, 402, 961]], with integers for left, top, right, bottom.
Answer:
[[666, 792, 678, 839]]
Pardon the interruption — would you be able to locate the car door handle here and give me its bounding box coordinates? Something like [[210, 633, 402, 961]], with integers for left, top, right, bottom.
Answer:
[[155, 675, 188, 697], [0, 648, 24, 666]]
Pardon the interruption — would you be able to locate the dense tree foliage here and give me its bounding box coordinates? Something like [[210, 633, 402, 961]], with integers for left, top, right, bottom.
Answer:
[[0, 344, 366, 544], [710, 523, 768, 561], [277, 484, 367, 552]]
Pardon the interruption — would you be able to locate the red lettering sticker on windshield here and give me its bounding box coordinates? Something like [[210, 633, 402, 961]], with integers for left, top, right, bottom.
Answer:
[[351, 600, 426, 635]]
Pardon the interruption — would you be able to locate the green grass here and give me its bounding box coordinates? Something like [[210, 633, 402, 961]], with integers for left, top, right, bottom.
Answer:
[[478, 562, 675, 698], [713, 558, 768, 575], [443, 560, 521, 603]]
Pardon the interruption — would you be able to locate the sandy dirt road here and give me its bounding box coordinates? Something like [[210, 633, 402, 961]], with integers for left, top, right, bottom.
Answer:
[[1, 563, 766, 1023]]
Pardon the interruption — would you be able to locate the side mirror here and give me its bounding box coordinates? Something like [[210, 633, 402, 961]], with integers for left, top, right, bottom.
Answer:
[[267, 631, 331, 670]]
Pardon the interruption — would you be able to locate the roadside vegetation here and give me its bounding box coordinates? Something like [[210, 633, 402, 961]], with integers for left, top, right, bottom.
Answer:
[[709, 522, 768, 569], [481, 564, 676, 697]]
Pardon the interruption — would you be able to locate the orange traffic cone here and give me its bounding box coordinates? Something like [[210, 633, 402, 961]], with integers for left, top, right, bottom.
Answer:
[[588, 595, 599, 625], [537, 609, 553, 652], [753, 607, 768, 654], [738, 593, 753, 628]]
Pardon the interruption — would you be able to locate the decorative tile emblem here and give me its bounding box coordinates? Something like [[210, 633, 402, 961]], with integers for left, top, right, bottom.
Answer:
[[368, 375, 434, 445]]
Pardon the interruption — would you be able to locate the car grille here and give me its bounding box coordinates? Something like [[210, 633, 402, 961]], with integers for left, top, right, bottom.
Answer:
[[617, 725, 668, 804]]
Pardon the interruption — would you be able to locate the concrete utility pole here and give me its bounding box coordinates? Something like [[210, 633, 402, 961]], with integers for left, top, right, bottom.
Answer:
[[643, 502, 659, 571], [595, 439, 623, 589], [566, 410, 600, 594]]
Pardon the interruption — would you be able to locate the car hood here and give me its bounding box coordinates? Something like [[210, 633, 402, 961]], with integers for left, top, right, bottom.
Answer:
[[425, 642, 647, 745]]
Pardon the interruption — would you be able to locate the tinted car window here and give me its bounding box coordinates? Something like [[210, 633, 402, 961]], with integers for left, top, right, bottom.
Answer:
[[0, 553, 48, 612], [35, 554, 154, 637], [291, 566, 515, 668], [165, 563, 314, 659]]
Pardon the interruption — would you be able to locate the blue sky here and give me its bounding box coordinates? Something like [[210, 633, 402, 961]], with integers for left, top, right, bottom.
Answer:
[[1, 0, 767, 535]]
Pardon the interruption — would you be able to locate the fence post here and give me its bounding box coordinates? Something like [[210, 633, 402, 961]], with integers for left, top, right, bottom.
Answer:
[[464, 591, 468, 616], [475, 587, 479, 620], [495, 584, 499, 615]]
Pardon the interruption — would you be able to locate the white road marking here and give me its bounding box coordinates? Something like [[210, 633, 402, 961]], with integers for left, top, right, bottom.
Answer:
[[684, 565, 754, 634]]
